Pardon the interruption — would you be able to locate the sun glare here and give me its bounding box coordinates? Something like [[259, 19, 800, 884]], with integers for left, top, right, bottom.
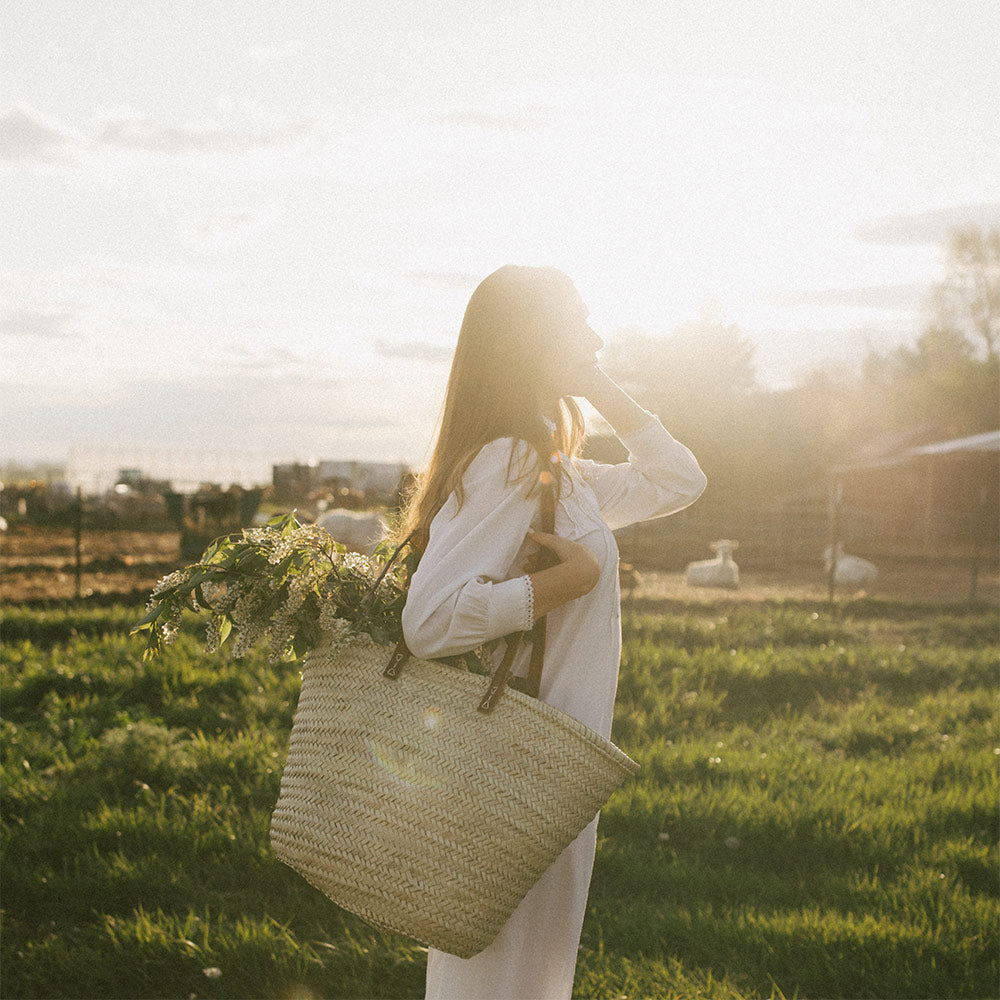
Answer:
[[454, 74, 902, 356]]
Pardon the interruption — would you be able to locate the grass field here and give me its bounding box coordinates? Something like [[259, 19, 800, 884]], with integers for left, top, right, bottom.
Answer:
[[2, 594, 998, 999]]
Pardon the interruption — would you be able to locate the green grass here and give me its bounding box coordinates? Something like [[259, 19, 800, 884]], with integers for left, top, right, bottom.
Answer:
[[2, 599, 997, 999]]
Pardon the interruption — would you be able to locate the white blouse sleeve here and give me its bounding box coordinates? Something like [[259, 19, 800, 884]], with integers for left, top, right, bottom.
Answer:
[[573, 416, 707, 532], [401, 438, 539, 660]]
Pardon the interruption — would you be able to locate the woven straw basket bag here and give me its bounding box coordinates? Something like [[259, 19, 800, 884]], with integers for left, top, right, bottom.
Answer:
[[269, 632, 639, 958]]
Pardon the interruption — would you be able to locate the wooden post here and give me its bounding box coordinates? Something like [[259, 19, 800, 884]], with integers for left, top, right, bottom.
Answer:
[[969, 487, 988, 602], [827, 480, 842, 609], [920, 459, 936, 555], [74, 485, 83, 600]]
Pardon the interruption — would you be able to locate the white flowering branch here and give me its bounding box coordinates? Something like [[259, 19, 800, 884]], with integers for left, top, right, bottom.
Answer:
[[131, 512, 416, 664]]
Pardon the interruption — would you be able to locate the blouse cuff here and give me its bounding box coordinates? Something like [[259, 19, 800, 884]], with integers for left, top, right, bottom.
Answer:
[[523, 575, 535, 630], [617, 413, 672, 454], [486, 574, 535, 635]]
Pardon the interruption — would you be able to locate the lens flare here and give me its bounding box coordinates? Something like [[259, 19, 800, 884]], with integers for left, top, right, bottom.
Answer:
[[422, 706, 444, 730], [365, 706, 448, 789]]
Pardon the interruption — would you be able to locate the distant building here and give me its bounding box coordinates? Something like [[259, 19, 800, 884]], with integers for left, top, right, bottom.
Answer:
[[117, 468, 144, 487], [316, 460, 407, 497], [272, 459, 409, 504], [272, 462, 319, 501], [831, 430, 1000, 553]]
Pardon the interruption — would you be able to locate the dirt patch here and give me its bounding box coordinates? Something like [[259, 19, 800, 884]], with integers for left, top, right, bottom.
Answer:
[[1, 528, 182, 602], [631, 564, 999, 606], [2, 526, 997, 607]]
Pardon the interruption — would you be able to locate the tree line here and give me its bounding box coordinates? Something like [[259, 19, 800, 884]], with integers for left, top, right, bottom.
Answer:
[[587, 226, 998, 519]]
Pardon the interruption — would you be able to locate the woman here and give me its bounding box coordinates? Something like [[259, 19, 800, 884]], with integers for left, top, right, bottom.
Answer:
[[400, 265, 706, 1000]]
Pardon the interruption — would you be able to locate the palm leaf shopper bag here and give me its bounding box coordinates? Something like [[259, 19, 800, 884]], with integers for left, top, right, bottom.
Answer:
[[269, 482, 639, 958]]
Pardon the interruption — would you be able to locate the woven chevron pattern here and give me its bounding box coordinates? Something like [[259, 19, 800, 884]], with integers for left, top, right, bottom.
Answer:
[[269, 635, 639, 958]]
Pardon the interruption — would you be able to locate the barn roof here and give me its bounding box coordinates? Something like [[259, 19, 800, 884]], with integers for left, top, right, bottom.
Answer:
[[905, 429, 1000, 456], [832, 429, 1000, 472]]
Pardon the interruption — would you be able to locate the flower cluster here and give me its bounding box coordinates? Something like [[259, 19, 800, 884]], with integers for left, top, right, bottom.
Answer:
[[132, 512, 416, 664]]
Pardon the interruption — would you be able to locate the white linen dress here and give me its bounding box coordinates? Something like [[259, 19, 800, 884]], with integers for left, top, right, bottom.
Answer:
[[401, 415, 706, 1000]]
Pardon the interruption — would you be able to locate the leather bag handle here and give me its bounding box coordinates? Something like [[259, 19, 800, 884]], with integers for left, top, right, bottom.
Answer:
[[494, 480, 556, 703], [383, 477, 557, 714]]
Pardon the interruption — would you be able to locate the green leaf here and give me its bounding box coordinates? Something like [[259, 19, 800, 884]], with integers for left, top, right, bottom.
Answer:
[[201, 538, 222, 562], [234, 550, 267, 572], [139, 632, 163, 660], [274, 553, 296, 577], [259, 587, 288, 621], [187, 568, 212, 588], [296, 617, 321, 652], [133, 604, 163, 628], [209, 548, 239, 568]]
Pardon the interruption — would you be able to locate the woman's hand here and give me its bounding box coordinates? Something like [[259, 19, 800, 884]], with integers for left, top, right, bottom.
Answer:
[[581, 368, 653, 436], [537, 314, 604, 400], [525, 529, 601, 619]]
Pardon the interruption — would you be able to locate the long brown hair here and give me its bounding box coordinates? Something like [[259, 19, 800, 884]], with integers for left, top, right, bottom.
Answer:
[[399, 265, 587, 549]]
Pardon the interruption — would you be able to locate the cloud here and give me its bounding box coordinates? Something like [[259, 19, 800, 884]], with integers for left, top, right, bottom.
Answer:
[[776, 283, 928, 310], [0, 102, 315, 164], [196, 211, 258, 236], [0, 308, 80, 338], [246, 44, 287, 62], [217, 345, 317, 373], [1, 367, 418, 473], [855, 203, 1000, 245], [0, 104, 90, 164], [179, 206, 281, 249], [1, 263, 242, 304], [94, 114, 314, 155], [407, 271, 482, 289], [370, 338, 454, 363], [433, 108, 547, 132]]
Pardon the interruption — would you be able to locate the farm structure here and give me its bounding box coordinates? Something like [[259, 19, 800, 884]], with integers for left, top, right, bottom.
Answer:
[[615, 430, 999, 576], [830, 430, 1000, 555], [272, 460, 409, 507]]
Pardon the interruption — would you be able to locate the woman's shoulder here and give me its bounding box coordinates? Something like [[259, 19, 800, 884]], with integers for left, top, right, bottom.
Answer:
[[463, 436, 540, 489]]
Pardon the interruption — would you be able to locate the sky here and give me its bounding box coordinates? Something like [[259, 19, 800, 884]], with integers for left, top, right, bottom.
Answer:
[[2, 0, 999, 483]]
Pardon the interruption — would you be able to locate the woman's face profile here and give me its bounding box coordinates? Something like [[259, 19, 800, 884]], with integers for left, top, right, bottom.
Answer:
[[535, 291, 604, 400]]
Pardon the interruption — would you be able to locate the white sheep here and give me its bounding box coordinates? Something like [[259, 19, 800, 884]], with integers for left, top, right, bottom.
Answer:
[[618, 562, 642, 601], [823, 543, 877, 586], [685, 540, 740, 589], [317, 508, 387, 555]]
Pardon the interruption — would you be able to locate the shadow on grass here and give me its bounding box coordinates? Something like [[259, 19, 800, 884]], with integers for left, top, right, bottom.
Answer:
[[589, 820, 995, 1000]]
